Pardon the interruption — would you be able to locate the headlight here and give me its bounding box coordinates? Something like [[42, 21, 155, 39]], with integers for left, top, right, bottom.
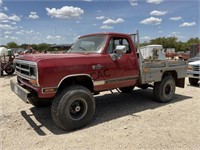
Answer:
[[187, 65, 193, 70], [30, 66, 36, 77]]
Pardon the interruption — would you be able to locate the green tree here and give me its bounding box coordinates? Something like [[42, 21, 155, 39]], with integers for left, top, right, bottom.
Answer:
[[20, 44, 29, 49], [150, 37, 178, 48], [37, 43, 50, 52], [176, 42, 188, 52], [31, 44, 38, 51], [7, 42, 18, 48], [187, 38, 199, 45]]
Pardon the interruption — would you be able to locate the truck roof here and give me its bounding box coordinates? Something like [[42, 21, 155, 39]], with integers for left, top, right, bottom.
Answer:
[[80, 32, 131, 38]]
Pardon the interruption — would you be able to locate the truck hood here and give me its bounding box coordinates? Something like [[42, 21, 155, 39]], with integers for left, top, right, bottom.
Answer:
[[188, 60, 200, 66], [16, 53, 98, 62]]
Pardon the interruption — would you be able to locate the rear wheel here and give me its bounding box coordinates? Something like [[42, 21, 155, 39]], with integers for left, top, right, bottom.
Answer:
[[189, 78, 199, 86], [153, 76, 175, 103], [51, 85, 95, 131], [119, 86, 134, 93], [5, 65, 15, 75]]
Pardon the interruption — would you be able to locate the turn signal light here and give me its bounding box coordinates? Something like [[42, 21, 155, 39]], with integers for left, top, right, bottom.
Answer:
[[187, 66, 193, 70], [29, 79, 38, 86], [42, 88, 57, 94]]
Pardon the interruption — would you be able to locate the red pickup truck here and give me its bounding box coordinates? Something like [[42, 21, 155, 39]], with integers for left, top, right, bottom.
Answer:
[[10, 32, 187, 131]]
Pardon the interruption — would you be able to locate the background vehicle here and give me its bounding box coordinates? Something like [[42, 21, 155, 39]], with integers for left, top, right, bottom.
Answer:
[[187, 60, 200, 86], [0, 47, 15, 76], [10, 31, 187, 131]]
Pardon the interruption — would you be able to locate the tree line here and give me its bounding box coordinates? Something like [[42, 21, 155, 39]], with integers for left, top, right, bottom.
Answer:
[[1, 43, 51, 52], [140, 37, 199, 52], [1, 37, 199, 52]]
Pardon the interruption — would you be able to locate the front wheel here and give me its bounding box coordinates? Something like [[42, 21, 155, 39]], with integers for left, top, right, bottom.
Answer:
[[189, 78, 199, 86], [153, 76, 175, 103], [51, 85, 95, 131]]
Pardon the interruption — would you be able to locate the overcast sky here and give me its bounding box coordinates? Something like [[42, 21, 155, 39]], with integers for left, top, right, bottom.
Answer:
[[0, 0, 199, 45]]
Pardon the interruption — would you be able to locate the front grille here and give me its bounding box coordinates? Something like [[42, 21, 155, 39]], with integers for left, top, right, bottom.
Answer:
[[193, 66, 200, 71], [15, 60, 37, 79]]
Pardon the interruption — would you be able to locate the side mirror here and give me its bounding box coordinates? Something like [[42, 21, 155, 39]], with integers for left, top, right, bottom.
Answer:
[[110, 45, 127, 61], [114, 45, 127, 54]]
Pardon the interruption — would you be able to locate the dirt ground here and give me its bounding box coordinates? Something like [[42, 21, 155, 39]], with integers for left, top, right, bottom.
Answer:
[[0, 74, 200, 150]]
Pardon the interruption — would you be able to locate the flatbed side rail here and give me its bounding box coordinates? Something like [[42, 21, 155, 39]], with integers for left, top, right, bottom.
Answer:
[[140, 60, 187, 84]]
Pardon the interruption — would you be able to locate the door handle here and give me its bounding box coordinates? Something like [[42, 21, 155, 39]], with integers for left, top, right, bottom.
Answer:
[[92, 64, 103, 70]]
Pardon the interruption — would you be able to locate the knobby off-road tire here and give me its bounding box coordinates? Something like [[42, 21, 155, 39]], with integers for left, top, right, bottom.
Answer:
[[5, 65, 15, 75], [51, 85, 95, 131], [119, 86, 135, 93], [28, 97, 52, 108], [189, 78, 199, 86], [153, 76, 175, 103]]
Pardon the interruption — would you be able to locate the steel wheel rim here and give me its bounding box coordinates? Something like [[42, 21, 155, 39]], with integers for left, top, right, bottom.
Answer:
[[69, 98, 88, 121], [164, 82, 173, 97]]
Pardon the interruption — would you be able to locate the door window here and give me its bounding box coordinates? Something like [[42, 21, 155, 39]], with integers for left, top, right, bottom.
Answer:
[[106, 38, 131, 54]]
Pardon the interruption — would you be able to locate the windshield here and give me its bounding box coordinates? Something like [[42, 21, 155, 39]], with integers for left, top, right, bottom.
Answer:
[[68, 35, 107, 53]]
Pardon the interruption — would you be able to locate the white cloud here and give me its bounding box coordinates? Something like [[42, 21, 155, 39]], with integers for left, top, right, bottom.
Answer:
[[26, 30, 34, 34], [0, 12, 8, 20], [46, 6, 84, 19], [96, 16, 105, 20], [9, 14, 21, 21], [130, 0, 138, 6], [103, 18, 124, 25], [16, 31, 24, 35], [1, 20, 10, 23], [146, 0, 164, 4], [16, 29, 38, 35], [180, 22, 196, 27], [100, 25, 114, 30], [47, 35, 54, 40], [47, 35, 62, 40], [150, 10, 167, 16], [168, 32, 186, 40], [4, 35, 18, 40], [169, 16, 182, 21], [4, 31, 12, 35], [0, 24, 17, 30], [0, 0, 2, 6], [29, 12, 39, 19], [140, 17, 162, 25], [4, 7, 8, 11], [170, 31, 180, 36], [0, 13, 21, 22], [55, 35, 62, 39], [141, 36, 151, 41]]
